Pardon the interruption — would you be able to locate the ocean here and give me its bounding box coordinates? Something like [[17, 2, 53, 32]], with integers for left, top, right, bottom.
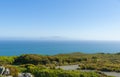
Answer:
[[0, 40, 120, 56]]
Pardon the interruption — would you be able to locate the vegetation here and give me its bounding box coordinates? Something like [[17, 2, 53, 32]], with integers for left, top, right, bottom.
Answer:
[[0, 52, 120, 77], [18, 64, 111, 77], [0, 56, 16, 65], [5, 65, 19, 77], [13, 53, 120, 72]]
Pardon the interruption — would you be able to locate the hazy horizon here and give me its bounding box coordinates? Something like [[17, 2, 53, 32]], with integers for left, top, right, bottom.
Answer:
[[0, 0, 120, 41]]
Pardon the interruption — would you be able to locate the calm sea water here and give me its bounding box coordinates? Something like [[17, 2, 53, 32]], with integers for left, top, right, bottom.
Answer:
[[0, 40, 120, 56]]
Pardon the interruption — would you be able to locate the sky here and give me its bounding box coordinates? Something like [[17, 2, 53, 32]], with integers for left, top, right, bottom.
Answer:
[[0, 0, 120, 40]]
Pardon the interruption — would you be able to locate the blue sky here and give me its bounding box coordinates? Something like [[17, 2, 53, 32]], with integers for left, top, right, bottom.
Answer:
[[0, 0, 120, 40]]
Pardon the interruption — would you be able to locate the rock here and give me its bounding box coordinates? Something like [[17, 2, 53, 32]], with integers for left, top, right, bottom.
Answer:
[[3, 68, 10, 75], [0, 66, 5, 75], [0, 66, 11, 77], [18, 73, 33, 77]]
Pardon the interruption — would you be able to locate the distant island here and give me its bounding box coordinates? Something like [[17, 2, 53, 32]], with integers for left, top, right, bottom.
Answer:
[[0, 52, 120, 77]]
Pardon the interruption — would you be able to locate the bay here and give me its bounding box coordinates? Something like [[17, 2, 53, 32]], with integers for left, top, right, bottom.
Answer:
[[0, 40, 120, 56]]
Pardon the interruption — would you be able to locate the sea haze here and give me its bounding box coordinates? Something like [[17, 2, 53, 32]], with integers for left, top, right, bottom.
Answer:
[[0, 40, 120, 56]]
